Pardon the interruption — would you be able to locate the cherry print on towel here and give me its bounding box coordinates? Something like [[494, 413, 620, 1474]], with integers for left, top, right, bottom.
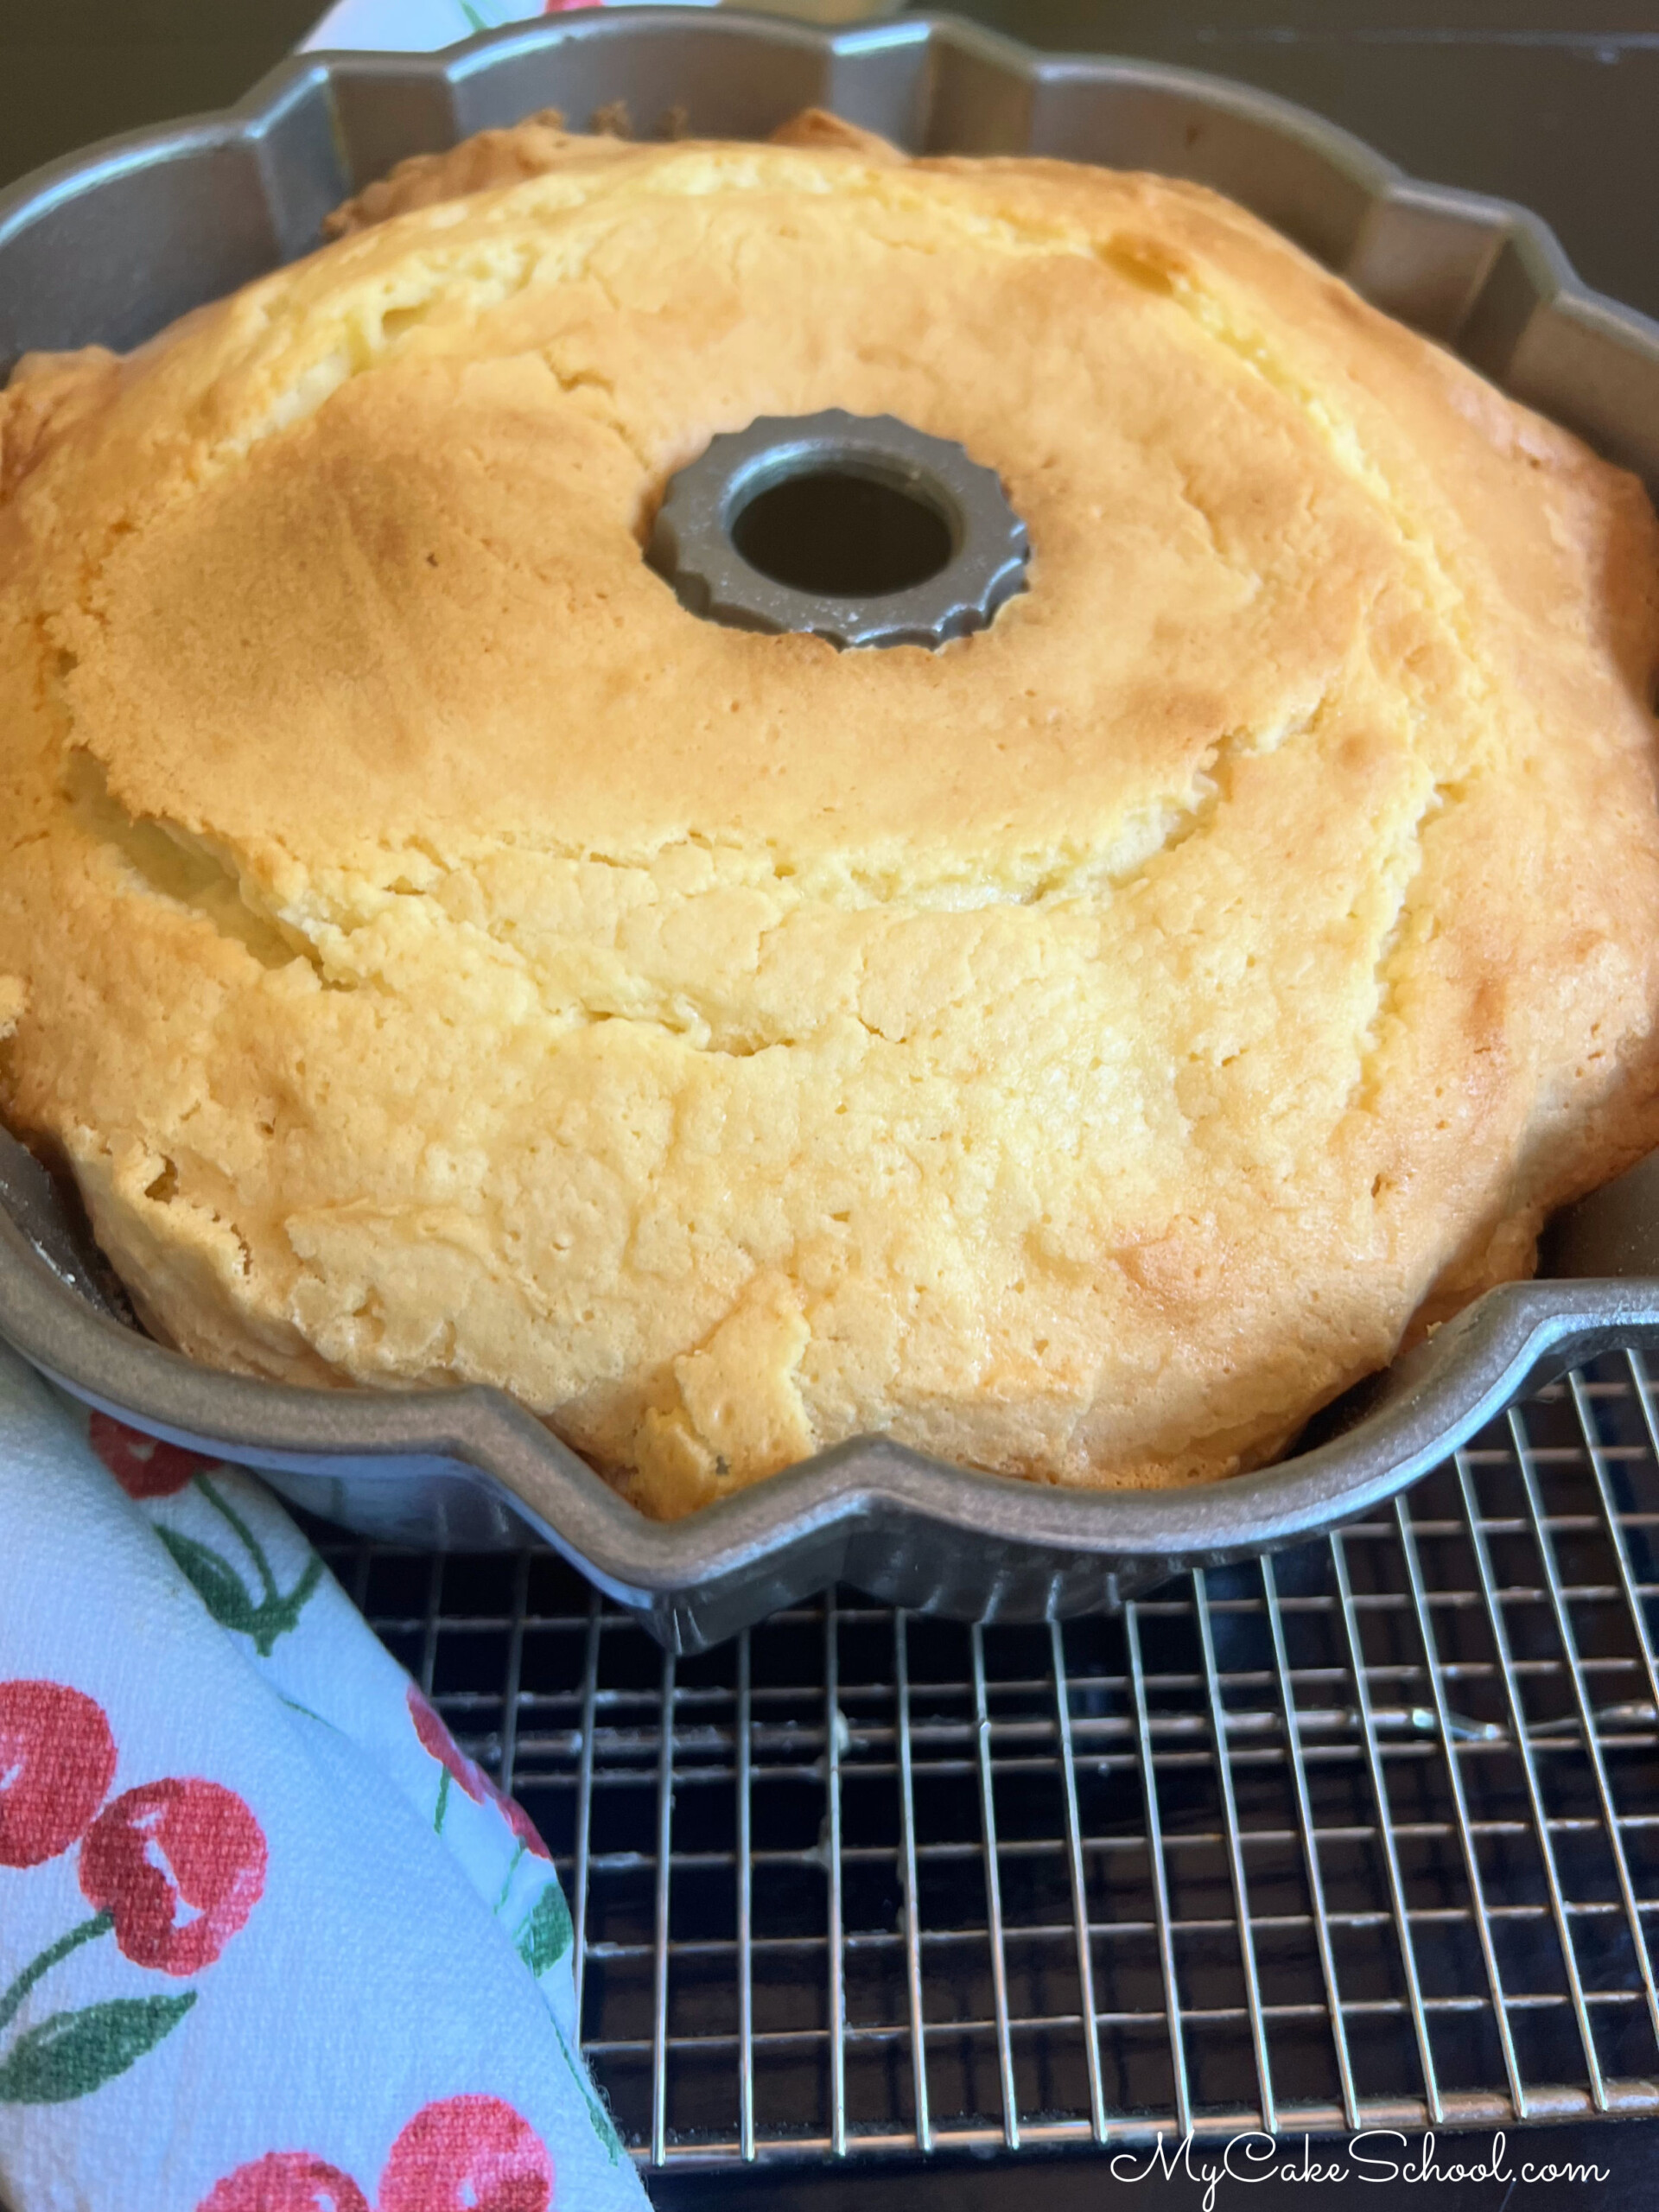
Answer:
[[88, 1412, 210, 1499], [378, 2095, 554, 2212], [89, 1412, 325, 1653], [498, 1790, 551, 1862], [194, 2099, 553, 2212], [196, 2152, 370, 2212], [407, 1686, 551, 1859], [0, 1726, 259, 2101], [79, 1779, 267, 1975], [407, 1685, 490, 1807], [0, 1681, 116, 1869]]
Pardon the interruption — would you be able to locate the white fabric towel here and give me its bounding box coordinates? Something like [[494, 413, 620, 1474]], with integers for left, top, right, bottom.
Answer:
[[0, 1344, 649, 2212], [302, 0, 718, 53]]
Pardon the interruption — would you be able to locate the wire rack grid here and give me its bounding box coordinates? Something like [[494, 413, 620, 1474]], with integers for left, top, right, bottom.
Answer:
[[309, 1350, 1659, 2168]]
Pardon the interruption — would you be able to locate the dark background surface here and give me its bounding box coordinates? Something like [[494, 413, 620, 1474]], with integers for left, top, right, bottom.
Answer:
[[3, 0, 1659, 2205]]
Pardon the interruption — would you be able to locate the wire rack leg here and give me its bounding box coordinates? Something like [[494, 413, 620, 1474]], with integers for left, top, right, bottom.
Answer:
[[1395, 1494, 1529, 2120], [825, 1594, 847, 2158], [737, 1628, 756, 2162], [497, 1551, 530, 1795], [1193, 1567, 1279, 2134], [894, 1611, 932, 2154], [1452, 1451, 1606, 2106], [652, 1646, 676, 2167], [1327, 1532, 1443, 2126], [1510, 1402, 1659, 2060], [971, 1624, 1021, 2150], [1124, 1600, 1190, 2139], [1050, 1620, 1107, 2144], [571, 1595, 601, 2037], [1591, 1360, 1659, 1724], [1262, 1553, 1360, 2131]]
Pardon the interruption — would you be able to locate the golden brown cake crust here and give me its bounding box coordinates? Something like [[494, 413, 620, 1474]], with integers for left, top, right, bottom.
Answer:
[[3, 116, 1659, 1517]]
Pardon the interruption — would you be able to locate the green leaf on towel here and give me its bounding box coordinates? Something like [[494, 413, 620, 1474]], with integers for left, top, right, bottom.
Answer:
[[0, 1993, 196, 2103], [156, 1529, 260, 1637], [516, 1882, 574, 1974]]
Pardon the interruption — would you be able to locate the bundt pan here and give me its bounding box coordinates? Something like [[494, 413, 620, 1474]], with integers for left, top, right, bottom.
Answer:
[[4, 9, 1659, 1652]]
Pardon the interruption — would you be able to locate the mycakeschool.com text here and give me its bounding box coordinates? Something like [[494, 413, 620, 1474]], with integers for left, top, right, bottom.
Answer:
[[1106, 2132, 1607, 2207]]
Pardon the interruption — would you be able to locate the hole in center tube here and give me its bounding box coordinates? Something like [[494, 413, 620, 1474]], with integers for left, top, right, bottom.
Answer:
[[729, 466, 955, 599]]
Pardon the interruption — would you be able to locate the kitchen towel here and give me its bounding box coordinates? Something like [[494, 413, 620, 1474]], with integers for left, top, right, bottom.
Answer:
[[0, 1343, 647, 2212], [302, 0, 882, 54], [303, 0, 734, 53]]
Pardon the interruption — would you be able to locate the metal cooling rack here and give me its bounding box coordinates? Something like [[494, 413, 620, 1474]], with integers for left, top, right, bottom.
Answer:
[[308, 1350, 1659, 2167]]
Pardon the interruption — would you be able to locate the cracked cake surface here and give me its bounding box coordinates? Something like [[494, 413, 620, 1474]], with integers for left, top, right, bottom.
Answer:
[[3, 111, 1659, 1516]]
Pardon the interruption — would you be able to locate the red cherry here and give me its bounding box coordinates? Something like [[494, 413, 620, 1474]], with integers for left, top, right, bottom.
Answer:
[[79, 1778, 266, 1976], [0, 1680, 117, 1868], [88, 1411, 210, 1498], [406, 1685, 488, 1804], [490, 1784, 552, 1864], [407, 1687, 550, 1856], [195, 2152, 368, 2212], [378, 2095, 553, 2212]]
